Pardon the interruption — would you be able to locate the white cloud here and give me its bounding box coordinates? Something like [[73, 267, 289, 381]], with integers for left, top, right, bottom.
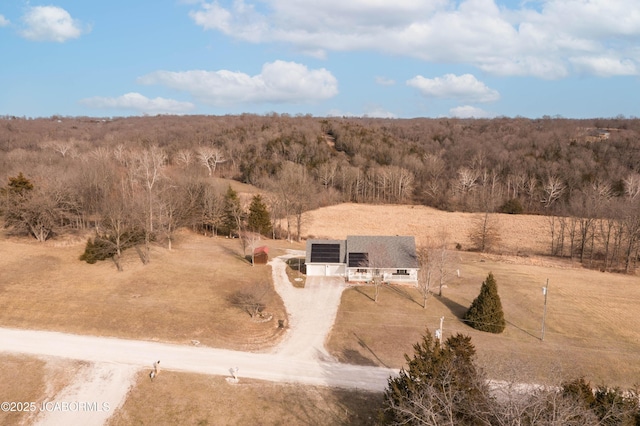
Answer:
[[570, 56, 638, 77], [20, 6, 86, 42], [187, 0, 640, 78], [79, 93, 195, 114], [138, 60, 338, 105], [363, 105, 397, 118], [375, 76, 396, 86], [449, 105, 494, 119], [407, 74, 500, 103], [0, 15, 10, 27]]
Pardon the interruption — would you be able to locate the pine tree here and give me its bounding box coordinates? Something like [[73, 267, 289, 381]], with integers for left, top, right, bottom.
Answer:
[[463, 272, 506, 333], [382, 331, 491, 425], [222, 186, 243, 237], [247, 194, 272, 237]]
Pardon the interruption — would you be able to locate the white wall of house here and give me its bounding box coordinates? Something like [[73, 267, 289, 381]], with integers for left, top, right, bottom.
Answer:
[[347, 268, 418, 284]]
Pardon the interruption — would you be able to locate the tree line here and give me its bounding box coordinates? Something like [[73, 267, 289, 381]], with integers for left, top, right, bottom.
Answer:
[[1, 114, 639, 270]]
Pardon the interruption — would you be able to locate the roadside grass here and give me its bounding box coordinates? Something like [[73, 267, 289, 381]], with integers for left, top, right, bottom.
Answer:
[[0, 229, 302, 351], [0, 355, 82, 426], [326, 251, 640, 387], [109, 370, 382, 426]]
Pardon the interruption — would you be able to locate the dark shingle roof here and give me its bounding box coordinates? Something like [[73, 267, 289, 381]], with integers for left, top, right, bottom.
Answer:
[[346, 235, 418, 269]]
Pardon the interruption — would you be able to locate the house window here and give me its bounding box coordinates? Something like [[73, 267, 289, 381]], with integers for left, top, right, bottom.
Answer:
[[394, 269, 409, 275]]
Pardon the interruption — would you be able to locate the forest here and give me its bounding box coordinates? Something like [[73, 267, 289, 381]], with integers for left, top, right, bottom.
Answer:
[[1, 114, 640, 272]]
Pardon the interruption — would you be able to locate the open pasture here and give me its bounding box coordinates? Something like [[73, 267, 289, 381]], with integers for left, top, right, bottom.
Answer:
[[304, 204, 640, 387]]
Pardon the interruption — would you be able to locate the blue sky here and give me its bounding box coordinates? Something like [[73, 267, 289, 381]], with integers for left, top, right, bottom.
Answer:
[[1, 0, 639, 119]]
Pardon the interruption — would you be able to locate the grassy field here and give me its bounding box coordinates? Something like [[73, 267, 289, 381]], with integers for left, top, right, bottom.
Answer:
[[0, 228, 296, 351], [326, 252, 640, 387], [109, 370, 381, 425], [303, 204, 640, 387]]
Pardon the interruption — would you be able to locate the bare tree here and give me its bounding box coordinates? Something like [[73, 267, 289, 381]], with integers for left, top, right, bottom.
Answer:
[[238, 230, 261, 265], [44, 140, 74, 158], [542, 175, 565, 208], [416, 246, 434, 308], [174, 149, 194, 168], [197, 146, 226, 176], [469, 212, 501, 253], [228, 281, 270, 319]]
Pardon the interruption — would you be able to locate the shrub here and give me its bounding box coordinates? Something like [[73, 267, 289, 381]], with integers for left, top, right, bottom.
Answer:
[[500, 198, 524, 214]]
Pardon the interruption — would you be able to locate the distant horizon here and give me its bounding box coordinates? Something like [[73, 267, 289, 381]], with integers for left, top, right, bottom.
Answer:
[[2, 112, 638, 122]]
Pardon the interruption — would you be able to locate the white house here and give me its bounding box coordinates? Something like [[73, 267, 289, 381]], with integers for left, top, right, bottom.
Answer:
[[305, 235, 419, 284]]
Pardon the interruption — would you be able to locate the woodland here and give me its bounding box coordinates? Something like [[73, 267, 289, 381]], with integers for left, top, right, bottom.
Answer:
[[1, 114, 640, 272]]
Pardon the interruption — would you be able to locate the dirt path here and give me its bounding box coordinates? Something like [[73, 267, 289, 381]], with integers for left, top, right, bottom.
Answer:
[[32, 362, 138, 426]]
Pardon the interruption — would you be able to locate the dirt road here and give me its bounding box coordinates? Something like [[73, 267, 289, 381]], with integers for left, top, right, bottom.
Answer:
[[0, 327, 395, 390]]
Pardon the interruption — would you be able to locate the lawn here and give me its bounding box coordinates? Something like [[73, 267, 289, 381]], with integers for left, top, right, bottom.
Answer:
[[326, 251, 640, 387], [0, 228, 298, 351]]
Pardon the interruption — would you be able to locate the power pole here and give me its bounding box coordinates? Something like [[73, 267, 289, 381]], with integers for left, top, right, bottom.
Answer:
[[541, 279, 549, 341], [435, 316, 444, 345]]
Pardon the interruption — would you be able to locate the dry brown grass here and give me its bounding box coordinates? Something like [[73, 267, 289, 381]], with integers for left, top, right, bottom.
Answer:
[[109, 370, 382, 426], [0, 355, 83, 425], [304, 203, 551, 255], [0, 229, 300, 351], [307, 203, 640, 386]]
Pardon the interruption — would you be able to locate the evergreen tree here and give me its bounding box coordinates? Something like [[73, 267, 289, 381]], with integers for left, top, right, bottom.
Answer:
[[222, 185, 243, 237], [382, 331, 491, 425], [6, 172, 34, 196], [463, 272, 506, 333], [246, 194, 272, 237]]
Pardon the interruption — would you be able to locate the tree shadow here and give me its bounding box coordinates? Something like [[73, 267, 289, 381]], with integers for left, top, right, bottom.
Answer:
[[386, 285, 422, 308], [341, 349, 376, 366], [354, 285, 375, 302], [438, 295, 468, 319], [353, 332, 390, 368]]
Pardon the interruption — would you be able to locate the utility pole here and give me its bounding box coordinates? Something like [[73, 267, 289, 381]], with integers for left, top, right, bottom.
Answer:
[[435, 316, 444, 345], [541, 279, 549, 341]]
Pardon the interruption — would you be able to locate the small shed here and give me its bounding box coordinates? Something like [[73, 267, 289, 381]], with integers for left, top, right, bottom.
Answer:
[[253, 246, 269, 265]]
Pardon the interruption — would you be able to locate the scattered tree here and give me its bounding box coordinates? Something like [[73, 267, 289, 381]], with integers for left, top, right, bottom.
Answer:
[[463, 272, 506, 333], [221, 185, 244, 237], [228, 281, 270, 319], [246, 194, 272, 237], [416, 247, 433, 308], [469, 212, 501, 253]]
